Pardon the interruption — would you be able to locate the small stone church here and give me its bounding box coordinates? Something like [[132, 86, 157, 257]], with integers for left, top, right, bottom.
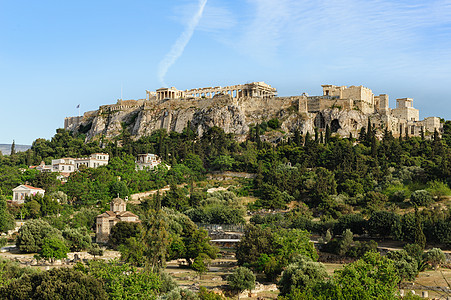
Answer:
[[96, 197, 140, 243]]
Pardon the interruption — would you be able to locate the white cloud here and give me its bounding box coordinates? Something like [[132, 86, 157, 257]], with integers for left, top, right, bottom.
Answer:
[[230, 0, 451, 66], [158, 0, 208, 87], [172, 1, 237, 33]]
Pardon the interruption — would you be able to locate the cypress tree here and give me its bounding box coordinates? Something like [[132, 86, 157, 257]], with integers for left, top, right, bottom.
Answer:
[[414, 207, 426, 250], [371, 135, 377, 157], [256, 124, 262, 150], [304, 132, 311, 147], [294, 129, 301, 147], [10, 140, 16, 156], [366, 118, 372, 137], [325, 125, 331, 143]]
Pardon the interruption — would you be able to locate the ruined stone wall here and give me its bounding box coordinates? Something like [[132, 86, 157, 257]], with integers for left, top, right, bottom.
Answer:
[[341, 85, 374, 105], [64, 116, 82, 131], [375, 94, 390, 115], [391, 107, 420, 121]]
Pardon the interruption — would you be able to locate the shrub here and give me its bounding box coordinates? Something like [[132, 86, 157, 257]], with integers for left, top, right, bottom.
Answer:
[[423, 248, 446, 269], [410, 190, 433, 206], [267, 118, 280, 129]]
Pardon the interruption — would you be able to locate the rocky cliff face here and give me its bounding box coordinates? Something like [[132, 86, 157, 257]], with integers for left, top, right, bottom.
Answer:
[[67, 95, 377, 143]]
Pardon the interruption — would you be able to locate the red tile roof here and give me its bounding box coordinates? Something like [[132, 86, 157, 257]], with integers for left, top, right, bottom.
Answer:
[[22, 185, 44, 190]]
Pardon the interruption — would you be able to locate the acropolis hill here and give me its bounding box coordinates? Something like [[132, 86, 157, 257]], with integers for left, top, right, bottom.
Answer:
[[64, 82, 443, 142]]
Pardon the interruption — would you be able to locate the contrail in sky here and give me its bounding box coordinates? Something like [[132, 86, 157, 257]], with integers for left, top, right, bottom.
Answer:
[[158, 0, 208, 87]]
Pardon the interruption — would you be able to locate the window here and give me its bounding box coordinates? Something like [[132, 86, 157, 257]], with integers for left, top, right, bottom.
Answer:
[[411, 126, 415, 135], [62, 166, 64, 171]]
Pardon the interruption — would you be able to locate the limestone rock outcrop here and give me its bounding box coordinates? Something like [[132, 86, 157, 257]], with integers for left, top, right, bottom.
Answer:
[[66, 96, 375, 143]]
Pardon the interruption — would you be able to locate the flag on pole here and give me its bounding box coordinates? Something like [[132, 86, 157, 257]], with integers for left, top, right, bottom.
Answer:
[[76, 104, 80, 108]]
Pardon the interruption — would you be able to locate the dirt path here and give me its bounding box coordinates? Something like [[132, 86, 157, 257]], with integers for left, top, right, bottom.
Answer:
[[129, 186, 171, 203]]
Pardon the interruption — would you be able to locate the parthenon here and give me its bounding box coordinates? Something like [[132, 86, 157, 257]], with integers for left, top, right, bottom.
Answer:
[[146, 81, 277, 101]]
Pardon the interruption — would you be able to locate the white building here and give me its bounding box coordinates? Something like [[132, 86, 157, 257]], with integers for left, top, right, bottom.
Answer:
[[135, 153, 162, 170], [31, 153, 110, 176], [74, 153, 109, 169], [12, 185, 45, 204], [52, 158, 76, 173]]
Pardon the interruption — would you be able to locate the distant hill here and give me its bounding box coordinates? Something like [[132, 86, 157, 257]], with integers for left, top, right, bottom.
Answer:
[[0, 144, 31, 155]]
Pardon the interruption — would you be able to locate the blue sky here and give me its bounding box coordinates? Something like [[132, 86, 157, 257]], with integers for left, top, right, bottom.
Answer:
[[1, 0, 450, 145]]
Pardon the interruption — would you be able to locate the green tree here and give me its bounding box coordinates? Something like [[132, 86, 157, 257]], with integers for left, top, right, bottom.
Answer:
[[0, 196, 15, 233], [312, 167, 337, 202], [74, 259, 160, 300], [118, 237, 146, 266], [109, 181, 130, 199], [414, 208, 426, 250], [236, 224, 275, 266], [16, 219, 62, 253], [192, 253, 211, 279], [182, 153, 205, 179], [88, 244, 104, 258], [386, 250, 419, 282], [331, 252, 399, 299], [62, 227, 92, 251], [25, 200, 41, 218], [10, 140, 15, 156], [0, 267, 107, 299], [183, 228, 217, 266], [48, 191, 68, 204], [39, 237, 69, 262], [108, 221, 142, 249], [0, 257, 37, 288], [278, 257, 327, 296], [211, 155, 235, 172], [423, 248, 446, 270], [367, 211, 400, 238], [227, 267, 255, 299], [143, 209, 171, 270], [338, 229, 353, 256], [274, 229, 319, 265], [268, 118, 280, 129]]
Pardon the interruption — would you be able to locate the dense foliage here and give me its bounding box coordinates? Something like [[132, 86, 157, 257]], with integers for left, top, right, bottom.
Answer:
[[0, 120, 450, 298]]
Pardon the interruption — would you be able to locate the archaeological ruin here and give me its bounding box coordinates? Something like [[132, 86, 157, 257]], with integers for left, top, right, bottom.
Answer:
[[64, 82, 443, 142]]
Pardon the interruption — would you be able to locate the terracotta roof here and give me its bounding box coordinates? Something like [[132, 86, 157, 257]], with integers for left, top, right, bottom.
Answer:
[[106, 211, 117, 217], [22, 185, 44, 190], [96, 211, 117, 218], [118, 211, 138, 218]]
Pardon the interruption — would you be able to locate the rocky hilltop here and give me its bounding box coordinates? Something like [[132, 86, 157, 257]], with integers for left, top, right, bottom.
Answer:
[[65, 94, 375, 143]]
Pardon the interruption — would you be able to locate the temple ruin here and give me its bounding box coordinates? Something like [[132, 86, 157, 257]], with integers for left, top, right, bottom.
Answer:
[[147, 81, 277, 101]]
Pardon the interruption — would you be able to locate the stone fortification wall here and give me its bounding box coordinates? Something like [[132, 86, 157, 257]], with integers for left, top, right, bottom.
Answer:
[[64, 84, 442, 143]]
